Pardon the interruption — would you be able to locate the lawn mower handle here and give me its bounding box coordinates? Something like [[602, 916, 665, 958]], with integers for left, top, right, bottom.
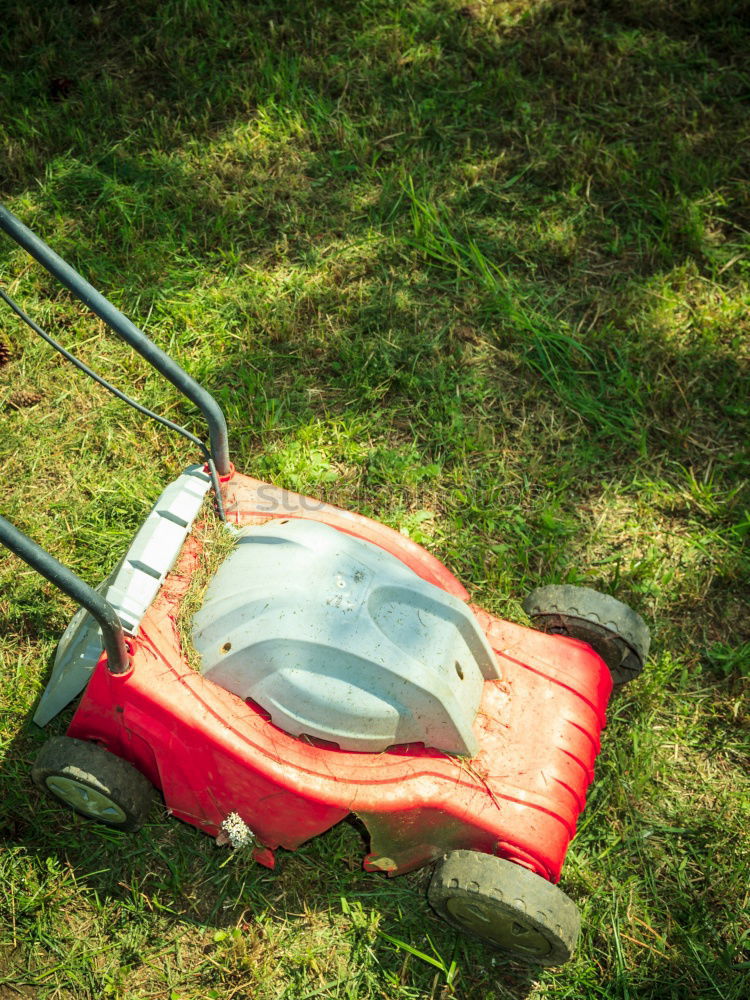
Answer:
[[0, 514, 130, 675], [0, 204, 231, 476]]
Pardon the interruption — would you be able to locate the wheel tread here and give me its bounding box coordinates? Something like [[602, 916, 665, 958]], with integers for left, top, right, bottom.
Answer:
[[32, 736, 154, 832], [428, 850, 580, 966], [523, 584, 650, 685]]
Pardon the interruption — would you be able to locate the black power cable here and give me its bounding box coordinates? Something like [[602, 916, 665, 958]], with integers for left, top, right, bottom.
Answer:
[[0, 286, 226, 521]]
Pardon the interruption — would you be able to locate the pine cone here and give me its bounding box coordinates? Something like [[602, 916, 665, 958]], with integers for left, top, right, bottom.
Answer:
[[0, 340, 11, 367], [8, 389, 43, 409]]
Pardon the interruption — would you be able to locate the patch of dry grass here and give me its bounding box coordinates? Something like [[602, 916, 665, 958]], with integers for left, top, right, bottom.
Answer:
[[174, 512, 239, 672]]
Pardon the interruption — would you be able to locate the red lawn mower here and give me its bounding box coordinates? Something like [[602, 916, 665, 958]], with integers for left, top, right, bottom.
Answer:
[[0, 205, 650, 966]]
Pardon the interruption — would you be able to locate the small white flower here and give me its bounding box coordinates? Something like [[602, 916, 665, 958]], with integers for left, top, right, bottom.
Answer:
[[219, 812, 256, 850]]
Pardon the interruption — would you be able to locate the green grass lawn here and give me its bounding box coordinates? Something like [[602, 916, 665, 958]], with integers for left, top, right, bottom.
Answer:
[[1, 1, 748, 997]]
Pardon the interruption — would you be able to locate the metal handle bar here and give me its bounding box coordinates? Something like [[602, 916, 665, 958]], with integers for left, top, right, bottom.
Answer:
[[0, 204, 231, 475], [0, 515, 130, 675]]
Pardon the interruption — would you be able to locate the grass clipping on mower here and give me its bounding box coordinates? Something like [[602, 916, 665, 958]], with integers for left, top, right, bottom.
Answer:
[[176, 506, 238, 673]]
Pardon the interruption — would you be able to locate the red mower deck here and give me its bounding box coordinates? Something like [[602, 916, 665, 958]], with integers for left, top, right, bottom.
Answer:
[[68, 473, 611, 883]]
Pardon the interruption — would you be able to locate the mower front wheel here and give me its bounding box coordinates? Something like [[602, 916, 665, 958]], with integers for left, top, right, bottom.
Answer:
[[523, 584, 650, 686], [32, 736, 153, 832], [428, 851, 580, 966]]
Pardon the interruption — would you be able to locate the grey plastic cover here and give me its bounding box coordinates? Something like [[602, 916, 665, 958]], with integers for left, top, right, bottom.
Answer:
[[192, 519, 500, 756], [33, 465, 212, 726]]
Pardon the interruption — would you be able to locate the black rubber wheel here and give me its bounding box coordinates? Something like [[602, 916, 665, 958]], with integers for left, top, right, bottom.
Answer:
[[522, 584, 650, 686], [428, 851, 580, 966], [32, 736, 153, 832]]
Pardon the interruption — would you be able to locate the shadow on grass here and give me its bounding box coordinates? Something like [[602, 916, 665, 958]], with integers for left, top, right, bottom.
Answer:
[[0, 721, 540, 998], [1, 0, 748, 997], [0, 706, 743, 999], [2, 0, 746, 493]]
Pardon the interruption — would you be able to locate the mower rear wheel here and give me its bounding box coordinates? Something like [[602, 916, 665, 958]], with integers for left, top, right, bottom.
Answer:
[[523, 584, 650, 686], [32, 736, 153, 832], [428, 851, 580, 966]]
